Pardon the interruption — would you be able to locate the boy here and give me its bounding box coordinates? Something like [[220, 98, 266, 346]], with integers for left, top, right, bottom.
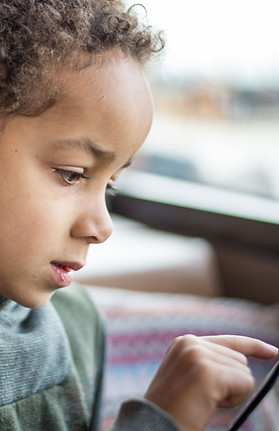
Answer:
[[0, 1, 277, 430]]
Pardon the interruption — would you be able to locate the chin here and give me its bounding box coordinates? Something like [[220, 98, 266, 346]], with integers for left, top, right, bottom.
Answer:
[[0, 278, 59, 308], [25, 293, 56, 309], [8, 290, 55, 309]]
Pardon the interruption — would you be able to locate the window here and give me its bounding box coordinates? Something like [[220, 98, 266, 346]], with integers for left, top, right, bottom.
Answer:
[[111, 1, 279, 303], [126, 0, 279, 200]]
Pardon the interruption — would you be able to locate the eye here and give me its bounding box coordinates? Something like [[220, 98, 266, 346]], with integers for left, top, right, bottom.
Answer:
[[54, 169, 88, 186]]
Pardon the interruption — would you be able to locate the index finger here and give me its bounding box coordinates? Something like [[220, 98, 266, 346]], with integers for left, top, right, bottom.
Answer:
[[202, 335, 278, 359]]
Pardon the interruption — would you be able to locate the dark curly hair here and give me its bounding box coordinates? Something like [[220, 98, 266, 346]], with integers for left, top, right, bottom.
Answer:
[[0, 0, 164, 117]]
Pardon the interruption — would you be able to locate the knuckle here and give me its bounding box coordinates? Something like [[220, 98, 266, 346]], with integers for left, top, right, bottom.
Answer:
[[240, 354, 248, 365], [182, 334, 198, 345], [169, 334, 198, 353], [181, 334, 199, 349], [169, 335, 216, 380], [184, 344, 206, 365], [223, 334, 242, 348]]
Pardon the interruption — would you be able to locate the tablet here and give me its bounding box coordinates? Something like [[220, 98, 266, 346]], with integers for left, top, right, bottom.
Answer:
[[227, 359, 279, 431]]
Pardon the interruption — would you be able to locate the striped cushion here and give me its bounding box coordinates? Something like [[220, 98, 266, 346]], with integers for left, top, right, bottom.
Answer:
[[90, 287, 279, 431]]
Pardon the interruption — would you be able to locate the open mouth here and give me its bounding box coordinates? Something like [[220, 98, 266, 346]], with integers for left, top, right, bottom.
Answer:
[[51, 262, 72, 272], [51, 261, 83, 272], [50, 261, 83, 287]]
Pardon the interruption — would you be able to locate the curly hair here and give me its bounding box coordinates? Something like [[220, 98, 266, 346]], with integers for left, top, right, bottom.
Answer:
[[0, 0, 164, 117]]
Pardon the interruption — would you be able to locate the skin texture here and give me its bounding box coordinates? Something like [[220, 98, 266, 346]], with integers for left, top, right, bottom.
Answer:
[[0, 50, 153, 308], [0, 49, 277, 431]]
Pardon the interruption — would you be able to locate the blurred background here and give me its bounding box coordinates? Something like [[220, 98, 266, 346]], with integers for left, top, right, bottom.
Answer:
[[77, 0, 279, 304], [88, 3, 279, 426], [125, 0, 279, 200]]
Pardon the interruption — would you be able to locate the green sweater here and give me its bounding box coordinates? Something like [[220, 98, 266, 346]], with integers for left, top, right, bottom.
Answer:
[[0, 284, 178, 431]]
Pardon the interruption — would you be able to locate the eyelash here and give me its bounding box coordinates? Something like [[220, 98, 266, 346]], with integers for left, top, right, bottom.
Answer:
[[55, 169, 87, 186], [54, 168, 118, 196], [106, 184, 118, 197]]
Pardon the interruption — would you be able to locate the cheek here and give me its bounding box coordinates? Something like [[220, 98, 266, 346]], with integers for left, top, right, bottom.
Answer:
[[0, 195, 65, 263]]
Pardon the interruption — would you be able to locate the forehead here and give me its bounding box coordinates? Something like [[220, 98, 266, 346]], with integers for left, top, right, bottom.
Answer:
[[0, 51, 153, 171], [57, 50, 152, 112], [45, 51, 153, 154]]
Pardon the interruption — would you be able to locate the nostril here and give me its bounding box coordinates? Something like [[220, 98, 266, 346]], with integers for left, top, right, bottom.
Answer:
[[86, 235, 99, 244]]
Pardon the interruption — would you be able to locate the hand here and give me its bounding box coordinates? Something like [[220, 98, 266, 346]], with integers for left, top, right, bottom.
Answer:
[[144, 334, 278, 431]]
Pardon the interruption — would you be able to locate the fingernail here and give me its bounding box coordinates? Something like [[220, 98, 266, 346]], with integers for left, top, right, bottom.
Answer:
[[267, 344, 278, 354]]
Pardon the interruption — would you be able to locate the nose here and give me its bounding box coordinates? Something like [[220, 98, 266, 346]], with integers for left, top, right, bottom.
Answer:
[[71, 194, 113, 244]]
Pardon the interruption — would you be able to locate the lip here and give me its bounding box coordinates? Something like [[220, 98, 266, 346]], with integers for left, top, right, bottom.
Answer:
[[50, 261, 84, 287]]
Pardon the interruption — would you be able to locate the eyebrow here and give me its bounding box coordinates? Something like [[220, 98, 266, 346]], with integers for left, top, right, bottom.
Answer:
[[52, 137, 133, 169], [53, 137, 116, 162]]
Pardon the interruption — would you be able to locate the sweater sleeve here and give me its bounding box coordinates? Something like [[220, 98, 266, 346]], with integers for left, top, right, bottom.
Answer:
[[109, 398, 180, 431]]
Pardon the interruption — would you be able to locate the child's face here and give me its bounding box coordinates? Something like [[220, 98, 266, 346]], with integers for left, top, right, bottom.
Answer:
[[0, 51, 153, 307]]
